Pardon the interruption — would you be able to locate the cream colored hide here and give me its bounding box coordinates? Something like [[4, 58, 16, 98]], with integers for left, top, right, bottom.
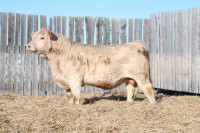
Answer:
[[26, 28, 156, 105]]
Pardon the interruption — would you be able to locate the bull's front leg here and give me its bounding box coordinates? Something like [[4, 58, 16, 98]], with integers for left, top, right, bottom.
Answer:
[[68, 77, 82, 105]]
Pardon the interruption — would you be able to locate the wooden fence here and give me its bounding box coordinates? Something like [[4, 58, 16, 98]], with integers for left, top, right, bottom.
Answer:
[[0, 12, 150, 95], [150, 8, 200, 94]]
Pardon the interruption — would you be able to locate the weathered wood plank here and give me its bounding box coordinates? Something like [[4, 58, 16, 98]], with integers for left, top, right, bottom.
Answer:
[[75, 17, 84, 43], [138, 18, 142, 40], [14, 13, 20, 94], [112, 18, 119, 44], [155, 14, 160, 88], [68, 16, 74, 41], [165, 12, 171, 90], [53, 16, 57, 33], [96, 17, 103, 45], [57, 16, 61, 33], [62, 16, 67, 36], [0, 12, 7, 93], [134, 18, 139, 40], [160, 12, 164, 89], [182, 10, 189, 92], [128, 19, 133, 42], [39, 15, 47, 95], [85, 17, 96, 44], [191, 8, 199, 93], [143, 18, 148, 45], [32, 15, 39, 95], [188, 9, 192, 93], [103, 17, 110, 45], [120, 18, 127, 44], [7, 13, 15, 94], [174, 11, 179, 91], [171, 11, 176, 91], [24, 14, 32, 95], [150, 14, 156, 87], [198, 8, 200, 94], [177, 11, 182, 91], [19, 14, 26, 94]]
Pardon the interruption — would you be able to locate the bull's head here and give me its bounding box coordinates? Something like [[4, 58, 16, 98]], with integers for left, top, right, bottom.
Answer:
[[26, 28, 53, 58]]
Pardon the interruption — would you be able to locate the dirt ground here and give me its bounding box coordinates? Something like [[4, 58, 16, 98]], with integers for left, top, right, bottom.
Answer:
[[0, 92, 200, 133]]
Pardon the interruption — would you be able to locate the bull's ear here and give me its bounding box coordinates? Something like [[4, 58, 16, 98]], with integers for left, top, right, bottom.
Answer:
[[31, 32, 35, 37], [47, 30, 53, 39]]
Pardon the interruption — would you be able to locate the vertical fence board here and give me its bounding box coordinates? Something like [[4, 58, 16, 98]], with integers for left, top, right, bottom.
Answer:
[[160, 13, 164, 89], [24, 14, 32, 95], [174, 11, 179, 91], [143, 18, 148, 44], [171, 12, 176, 91], [75, 17, 84, 43], [191, 8, 199, 93], [120, 19, 127, 44], [14, 13, 20, 94], [177, 11, 183, 91], [62, 16, 66, 36], [96, 17, 102, 45], [156, 14, 160, 88], [168, 12, 172, 90], [134, 18, 138, 40], [138, 18, 142, 40], [39, 15, 47, 95], [0, 12, 7, 93], [165, 12, 170, 90], [68, 16, 74, 41], [128, 19, 133, 42], [112, 18, 119, 44], [85, 17, 96, 44], [7, 13, 15, 93], [198, 8, 200, 94], [154, 15, 158, 88], [32, 15, 39, 95], [57, 16, 61, 33], [103, 18, 110, 45], [19, 14, 26, 94], [53, 16, 57, 33], [182, 10, 189, 92], [150, 14, 156, 87], [188, 9, 192, 93]]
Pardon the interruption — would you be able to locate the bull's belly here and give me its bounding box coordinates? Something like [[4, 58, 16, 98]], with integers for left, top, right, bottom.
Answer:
[[83, 76, 126, 90]]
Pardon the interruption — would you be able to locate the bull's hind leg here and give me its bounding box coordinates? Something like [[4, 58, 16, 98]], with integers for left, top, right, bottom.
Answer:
[[135, 74, 156, 104], [126, 79, 138, 102]]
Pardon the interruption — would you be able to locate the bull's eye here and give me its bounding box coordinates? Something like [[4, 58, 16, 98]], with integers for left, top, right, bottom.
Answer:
[[40, 37, 44, 40]]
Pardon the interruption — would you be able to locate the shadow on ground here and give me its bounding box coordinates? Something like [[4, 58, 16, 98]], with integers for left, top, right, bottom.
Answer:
[[83, 94, 164, 105]]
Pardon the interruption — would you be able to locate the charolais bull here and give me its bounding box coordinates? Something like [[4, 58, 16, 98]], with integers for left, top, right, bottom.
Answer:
[[26, 28, 156, 104]]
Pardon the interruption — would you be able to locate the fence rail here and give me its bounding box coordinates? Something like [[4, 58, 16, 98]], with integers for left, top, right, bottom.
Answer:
[[0, 12, 150, 95]]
